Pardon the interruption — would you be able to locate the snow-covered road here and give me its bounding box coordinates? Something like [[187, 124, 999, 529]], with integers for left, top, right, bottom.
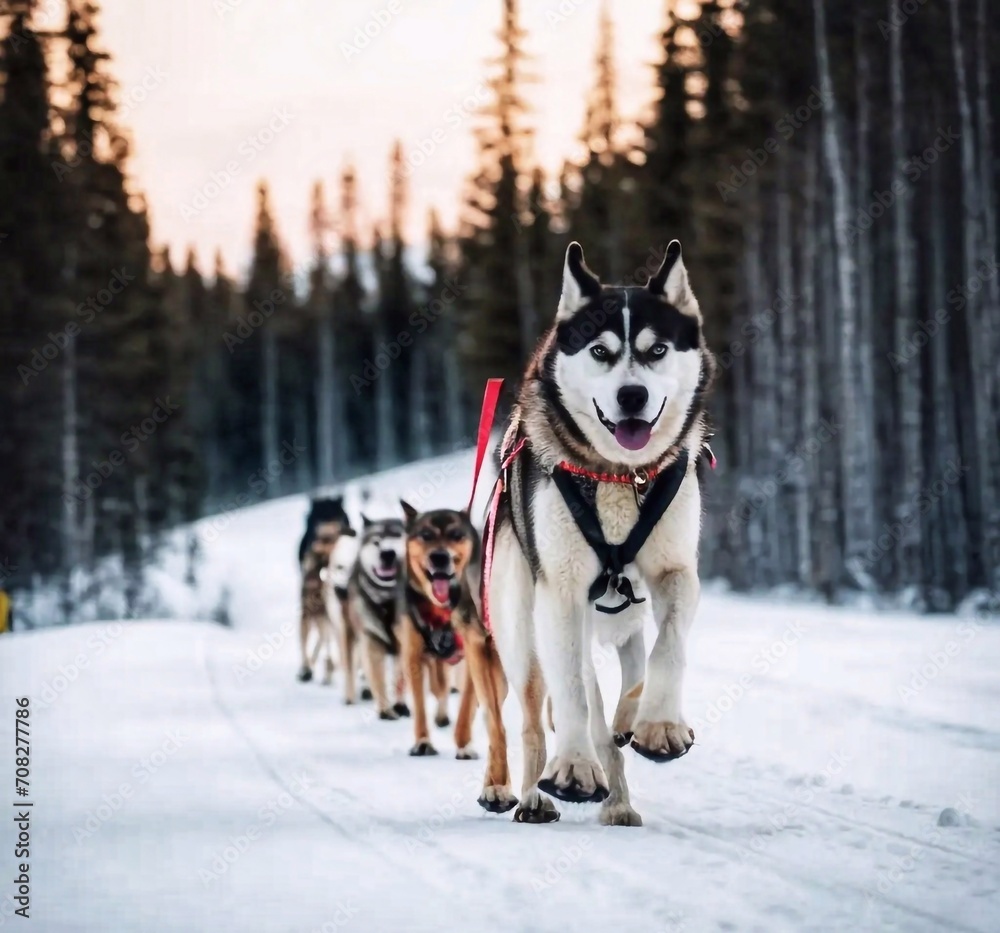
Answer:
[[1, 452, 998, 932]]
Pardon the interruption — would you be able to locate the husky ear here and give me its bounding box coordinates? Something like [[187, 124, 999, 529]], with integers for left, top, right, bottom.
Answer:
[[399, 499, 419, 526], [557, 241, 601, 321], [648, 240, 700, 319], [361, 514, 373, 529]]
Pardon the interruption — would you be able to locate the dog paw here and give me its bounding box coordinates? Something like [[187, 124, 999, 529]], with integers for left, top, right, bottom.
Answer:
[[393, 702, 411, 718], [477, 784, 518, 813], [513, 792, 560, 824], [378, 709, 399, 721], [613, 730, 633, 748], [344, 698, 355, 706], [434, 712, 450, 728], [297, 668, 313, 683], [360, 686, 374, 701], [408, 740, 438, 757], [537, 754, 609, 804], [321, 676, 333, 686], [630, 720, 694, 762], [455, 745, 479, 760], [600, 802, 643, 827]]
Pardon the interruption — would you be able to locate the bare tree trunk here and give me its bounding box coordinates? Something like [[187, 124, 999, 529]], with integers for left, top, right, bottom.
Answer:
[[813, 0, 876, 582], [374, 323, 398, 470], [61, 328, 78, 623], [261, 327, 280, 494], [317, 308, 337, 484], [796, 128, 820, 589], [443, 340, 465, 449], [929, 162, 969, 604], [410, 343, 433, 460], [948, 0, 999, 588], [889, 8, 923, 599]]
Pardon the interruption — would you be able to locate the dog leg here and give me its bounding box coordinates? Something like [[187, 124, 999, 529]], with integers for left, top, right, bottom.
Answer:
[[474, 526, 525, 813], [513, 660, 560, 824], [403, 626, 436, 756], [534, 581, 608, 804], [297, 612, 313, 682], [364, 638, 395, 720], [430, 659, 450, 727], [392, 656, 410, 717], [631, 568, 698, 762], [452, 659, 479, 759], [340, 619, 356, 705], [589, 663, 641, 826], [611, 631, 645, 747], [468, 634, 515, 811]]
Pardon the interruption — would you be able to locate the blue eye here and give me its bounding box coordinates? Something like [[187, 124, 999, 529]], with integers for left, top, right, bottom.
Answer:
[[590, 345, 610, 362]]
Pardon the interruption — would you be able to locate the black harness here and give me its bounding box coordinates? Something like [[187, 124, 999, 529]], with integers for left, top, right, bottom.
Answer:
[[550, 449, 690, 614], [405, 587, 464, 663]]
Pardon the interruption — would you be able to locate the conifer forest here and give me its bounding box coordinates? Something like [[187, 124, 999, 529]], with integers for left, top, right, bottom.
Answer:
[[1, 0, 998, 620]]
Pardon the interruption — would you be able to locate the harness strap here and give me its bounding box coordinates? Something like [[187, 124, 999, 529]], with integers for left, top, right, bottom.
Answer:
[[551, 449, 690, 614], [467, 377, 505, 513], [406, 588, 464, 664]]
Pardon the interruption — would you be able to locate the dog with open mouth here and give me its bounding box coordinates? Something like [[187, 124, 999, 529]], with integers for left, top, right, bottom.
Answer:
[[472, 239, 716, 825], [345, 516, 409, 719], [398, 502, 512, 787]]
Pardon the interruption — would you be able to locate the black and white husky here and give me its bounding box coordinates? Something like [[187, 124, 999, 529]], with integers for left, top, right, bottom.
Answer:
[[476, 240, 715, 826], [345, 517, 409, 719]]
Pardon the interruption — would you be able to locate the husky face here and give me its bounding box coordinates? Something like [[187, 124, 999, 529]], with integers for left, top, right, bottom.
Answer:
[[550, 241, 705, 466], [357, 516, 405, 585], [400, 501, 479, 609]]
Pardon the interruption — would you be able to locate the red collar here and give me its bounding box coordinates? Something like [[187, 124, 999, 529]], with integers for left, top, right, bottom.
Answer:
[[555, 461, 659, 485], [416, 599, 454, 628]]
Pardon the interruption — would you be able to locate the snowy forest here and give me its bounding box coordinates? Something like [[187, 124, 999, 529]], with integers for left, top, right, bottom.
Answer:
[[1, 0, 997, 616]]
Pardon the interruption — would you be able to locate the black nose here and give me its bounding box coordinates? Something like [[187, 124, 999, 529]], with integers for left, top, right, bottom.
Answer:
[[429, 550, 451, 571], [617, 385, 648, 416], [379, 549, 397, 567]]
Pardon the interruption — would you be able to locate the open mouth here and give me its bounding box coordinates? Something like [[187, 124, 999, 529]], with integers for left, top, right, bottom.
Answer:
[[593, 398, 666, 451], [374, 564, 397, 581], [426, 570, 455, 605]]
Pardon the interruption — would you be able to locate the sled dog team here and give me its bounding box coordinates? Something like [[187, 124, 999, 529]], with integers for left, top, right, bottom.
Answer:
[[297, 240, 716, 826]]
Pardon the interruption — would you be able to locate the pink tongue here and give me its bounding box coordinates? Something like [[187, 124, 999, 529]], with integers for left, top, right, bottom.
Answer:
[[432, 578, 451, 604], [614, 421, 652, 451]]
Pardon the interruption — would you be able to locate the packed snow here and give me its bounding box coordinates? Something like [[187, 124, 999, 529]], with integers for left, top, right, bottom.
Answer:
[[1, 451, 998, 932]]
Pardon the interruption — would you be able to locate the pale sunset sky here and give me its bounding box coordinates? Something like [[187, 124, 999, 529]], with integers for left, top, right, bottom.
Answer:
[[40, 0, 666, 275]]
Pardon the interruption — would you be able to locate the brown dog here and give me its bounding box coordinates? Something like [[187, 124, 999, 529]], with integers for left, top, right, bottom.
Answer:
[[299, 514, 354, 684], [398, 502, 513, 803]]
